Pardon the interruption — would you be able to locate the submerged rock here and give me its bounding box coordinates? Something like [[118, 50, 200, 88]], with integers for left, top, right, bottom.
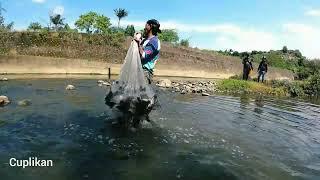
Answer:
[[66, 85, 75, 90], [0, 96, 10, 106], [17, 99, 32, 106]]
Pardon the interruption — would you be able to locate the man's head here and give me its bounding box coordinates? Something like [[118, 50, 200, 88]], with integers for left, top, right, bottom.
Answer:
[[144, 19, 161, 37], [262, 56, 267, 61]]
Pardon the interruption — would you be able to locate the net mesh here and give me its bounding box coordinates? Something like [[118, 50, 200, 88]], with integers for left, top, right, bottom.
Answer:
[[105, 41, 155, 118]]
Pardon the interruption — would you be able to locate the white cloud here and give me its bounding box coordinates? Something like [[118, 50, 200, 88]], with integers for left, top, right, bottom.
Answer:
[[52, 6, 64, 15], [305, 9, 320, 17], [32, 0, 46, 4], [282, 23, 320, 59]]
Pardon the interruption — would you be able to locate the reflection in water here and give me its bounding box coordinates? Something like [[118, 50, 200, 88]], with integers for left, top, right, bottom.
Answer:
[[254, 96, 264, 114], [0, 79, 319, 180]]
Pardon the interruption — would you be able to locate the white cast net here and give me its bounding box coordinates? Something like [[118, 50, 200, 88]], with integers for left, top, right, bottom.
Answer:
[[105, 41, 155, 121]]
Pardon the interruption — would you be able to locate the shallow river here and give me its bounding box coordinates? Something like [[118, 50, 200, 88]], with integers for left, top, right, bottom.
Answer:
[[0, 79, 319, 180]]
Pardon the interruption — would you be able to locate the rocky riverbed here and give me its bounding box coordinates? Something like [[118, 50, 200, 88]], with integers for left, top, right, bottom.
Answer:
[[156, 79, 217, 96]]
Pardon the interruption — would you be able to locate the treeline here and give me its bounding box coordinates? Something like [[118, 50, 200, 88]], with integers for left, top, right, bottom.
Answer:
[[0, 3, 190, 47]]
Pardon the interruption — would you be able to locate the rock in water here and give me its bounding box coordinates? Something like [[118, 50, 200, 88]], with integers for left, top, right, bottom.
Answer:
[[1, 78, 8, 81], [202, 93, 210, 96], [66, 85, 75, 90], [0, 96, 10, 106], [98, 80, 111, 86], [157, 79, 172, 88], [17, 99, 32, 106], [102, 82, 111, 86]]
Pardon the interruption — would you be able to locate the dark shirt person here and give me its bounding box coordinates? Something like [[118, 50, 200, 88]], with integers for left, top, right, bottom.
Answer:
[[242, 55, 253, 80], [258, 56, 268, 83]]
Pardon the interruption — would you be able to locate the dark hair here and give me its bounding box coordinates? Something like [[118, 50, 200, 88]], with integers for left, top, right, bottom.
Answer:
[[147, 19, 161, 36]]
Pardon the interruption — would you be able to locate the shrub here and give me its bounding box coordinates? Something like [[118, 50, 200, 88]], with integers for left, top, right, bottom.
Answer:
[[180, 39, 189, 47], [217, 79, 286, 96], [305, 74, 320, 97]]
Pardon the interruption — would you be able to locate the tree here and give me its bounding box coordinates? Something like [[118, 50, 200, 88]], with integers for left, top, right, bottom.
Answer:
[[50, 14, 64, 31], [114, 8, 128, 28], [158, 29, 179, 43], [125, 25, 135, 37], [282, 46, 288, 53], [0, 2, 13, 32], [180, 39, 189, 47], [94, 14, 111, 33], [75, 11, 111, 34], [28, 22, 42, 32], [63, 23, 77, 32]]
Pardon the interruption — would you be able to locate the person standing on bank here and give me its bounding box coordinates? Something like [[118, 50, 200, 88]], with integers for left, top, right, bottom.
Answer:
[[135, 19, 161, 84], [257, 56, 268, 83], [242, 54, 253, 81]]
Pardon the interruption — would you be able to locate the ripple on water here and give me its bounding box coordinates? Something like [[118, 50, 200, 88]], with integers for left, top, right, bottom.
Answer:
[[0, 79, 320, 180]]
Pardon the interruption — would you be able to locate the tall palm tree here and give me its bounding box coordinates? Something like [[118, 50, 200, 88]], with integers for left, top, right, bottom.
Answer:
[[114, 8, 128, 28]]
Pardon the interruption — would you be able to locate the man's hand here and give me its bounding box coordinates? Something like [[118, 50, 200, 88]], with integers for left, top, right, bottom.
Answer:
[[133, 32, 142, 45]]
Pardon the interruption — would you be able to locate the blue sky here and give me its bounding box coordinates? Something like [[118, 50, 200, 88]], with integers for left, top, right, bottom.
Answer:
[[2, 0, 320, 58]]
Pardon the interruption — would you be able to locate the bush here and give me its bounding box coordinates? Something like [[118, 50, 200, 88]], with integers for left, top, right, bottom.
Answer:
[[305, 74, 320, 97], [180, 39, 189, 47], [217, 79, 286, 96], [270, 80, 306, 97], [287, 82, 305, 97]]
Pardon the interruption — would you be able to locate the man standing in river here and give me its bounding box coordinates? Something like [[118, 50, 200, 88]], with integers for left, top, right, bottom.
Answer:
[[135, 19, 161, 84]]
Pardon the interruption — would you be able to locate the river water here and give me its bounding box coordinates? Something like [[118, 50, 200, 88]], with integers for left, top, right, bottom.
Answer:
[[0, 79, 319, 180]]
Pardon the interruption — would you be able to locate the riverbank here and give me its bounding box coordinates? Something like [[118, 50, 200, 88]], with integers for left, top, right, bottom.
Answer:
[[155, 78, 319, 98], [0, 55, 294, 80]]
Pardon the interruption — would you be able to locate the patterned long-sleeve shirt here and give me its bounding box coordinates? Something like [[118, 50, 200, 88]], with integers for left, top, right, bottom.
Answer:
[[141, 36, 161, 72]]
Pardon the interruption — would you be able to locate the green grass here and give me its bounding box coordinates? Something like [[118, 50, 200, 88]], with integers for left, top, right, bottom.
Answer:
[[217, 79, 287, 96]]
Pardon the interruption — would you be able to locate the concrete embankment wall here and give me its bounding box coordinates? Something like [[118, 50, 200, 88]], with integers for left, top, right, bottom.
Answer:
[[0, 55, 294, 80]]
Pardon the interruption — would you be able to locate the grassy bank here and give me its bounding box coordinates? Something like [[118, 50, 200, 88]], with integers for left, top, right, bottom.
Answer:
[[217, 75, 320, 98], [217, 79, 287, 96]]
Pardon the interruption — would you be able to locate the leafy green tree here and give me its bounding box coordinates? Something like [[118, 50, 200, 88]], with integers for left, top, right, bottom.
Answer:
[[282, 46, 288, 53], [158, 29, 179, 43], [28, 22, 42, 31], [94, 14, 111, 33], [232, 51, 240, 56], [180, 39, 189, 47], [125, 25, 135, 37], [75, 11, 111, 34], [114, 8, 128, 28], [50, 14, 64, 31]]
